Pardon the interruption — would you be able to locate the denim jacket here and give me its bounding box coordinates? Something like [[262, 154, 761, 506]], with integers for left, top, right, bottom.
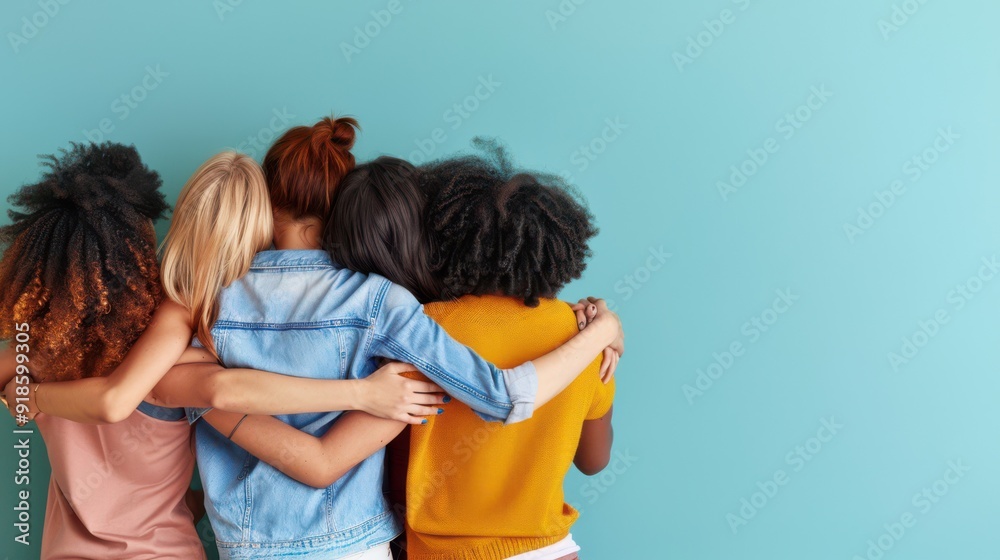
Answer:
[[188, 250, 538, 559]]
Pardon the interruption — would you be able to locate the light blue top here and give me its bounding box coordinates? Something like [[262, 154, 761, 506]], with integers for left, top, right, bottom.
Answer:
[[187, 250, 538, 559]]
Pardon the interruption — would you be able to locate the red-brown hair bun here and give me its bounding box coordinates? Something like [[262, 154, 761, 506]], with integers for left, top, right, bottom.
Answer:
[[263, 115, 360, 219], [319, 116, 357, 148]]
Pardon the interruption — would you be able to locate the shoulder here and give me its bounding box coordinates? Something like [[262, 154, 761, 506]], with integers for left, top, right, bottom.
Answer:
[[537, 298, 606, 386], [425, 296, 580, 332], [374, 276, 421, 310], [534, 298, 581, 340], [154, 299, 192, 327], [139, 300, 196, 345]]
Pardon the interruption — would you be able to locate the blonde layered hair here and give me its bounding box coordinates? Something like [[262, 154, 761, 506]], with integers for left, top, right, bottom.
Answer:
[[160, 152, 273, 357]]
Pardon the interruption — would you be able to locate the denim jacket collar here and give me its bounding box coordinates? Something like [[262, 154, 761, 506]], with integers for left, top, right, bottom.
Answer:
[[249, 249, 332, 269]]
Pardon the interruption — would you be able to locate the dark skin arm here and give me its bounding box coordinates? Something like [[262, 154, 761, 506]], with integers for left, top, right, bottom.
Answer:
[[574, 406, 614, 476]]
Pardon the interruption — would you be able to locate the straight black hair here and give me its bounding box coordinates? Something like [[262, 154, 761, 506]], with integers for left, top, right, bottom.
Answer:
[[324, 156, 443, 303]]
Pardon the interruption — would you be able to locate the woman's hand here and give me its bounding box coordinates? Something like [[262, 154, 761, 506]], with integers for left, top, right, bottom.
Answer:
[[357, 362, 448, 425], [571, 297, 624, 383], [3, 377, 39, 426]]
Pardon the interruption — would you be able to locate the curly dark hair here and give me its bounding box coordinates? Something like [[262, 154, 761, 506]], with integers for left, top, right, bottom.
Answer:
[[0, 142, 169, 382], [421, 138, 599, 306]]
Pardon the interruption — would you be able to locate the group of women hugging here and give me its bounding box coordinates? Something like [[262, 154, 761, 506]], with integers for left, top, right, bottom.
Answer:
[[0, 116, 624, 560]]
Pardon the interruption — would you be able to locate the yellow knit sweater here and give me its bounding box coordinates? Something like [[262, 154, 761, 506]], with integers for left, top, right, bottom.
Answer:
[[404, 295, 615, 560]]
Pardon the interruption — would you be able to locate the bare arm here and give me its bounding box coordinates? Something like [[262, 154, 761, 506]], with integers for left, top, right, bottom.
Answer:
[[574, 406, 614, 475], [571, 297, 625, 382], [150, 361, 445, 424], [374, 290, 623, 423], [203, 409, 406, 488], [7, 300, 193, 424], [532, 300, 622, 410]]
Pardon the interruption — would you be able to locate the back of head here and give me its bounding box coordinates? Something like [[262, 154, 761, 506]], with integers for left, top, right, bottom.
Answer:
[[324, 156, 442, 303], [263, 115, 359, 220], [421, 139, 599, 306], [0, 142, 169, 381], [159, 151, 273, 358]]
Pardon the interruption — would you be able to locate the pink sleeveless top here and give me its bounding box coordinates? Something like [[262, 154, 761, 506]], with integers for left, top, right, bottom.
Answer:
[[35, 405, 206, 560]]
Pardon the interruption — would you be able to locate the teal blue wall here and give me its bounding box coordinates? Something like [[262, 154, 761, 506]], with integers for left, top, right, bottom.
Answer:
[[1, 1, 998, 558]]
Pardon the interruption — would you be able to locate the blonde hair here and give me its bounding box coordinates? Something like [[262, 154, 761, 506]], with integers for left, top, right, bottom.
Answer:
[[160, 152, 273, 357]]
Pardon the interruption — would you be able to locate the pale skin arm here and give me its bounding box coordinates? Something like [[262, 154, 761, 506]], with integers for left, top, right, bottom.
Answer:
[[570, 297, 624, 383], [532, 299, 624, 409], [203, 407, 407, 489], [190, 309, 620, 486], [16, 300, 195, 424], [150, 355, 445, 425], [143, 302, 621, 422], [4, 335, 402, 484], [202, 348, 616, 488], [4, 298, 445, 425], [5, 349, 444, 427], [203, 354, 615, 489], [7, 298, 621, 423]]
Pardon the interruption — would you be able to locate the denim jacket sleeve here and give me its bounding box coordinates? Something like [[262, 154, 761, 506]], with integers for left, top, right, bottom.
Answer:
[[367, 281, 537, 424]]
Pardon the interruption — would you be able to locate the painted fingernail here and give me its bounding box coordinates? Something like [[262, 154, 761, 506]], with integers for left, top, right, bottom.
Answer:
[[421, 419, 428, 425], [443, 396, 452, 403], [579, 321, 585, 329], [437, 408, 445, 414]]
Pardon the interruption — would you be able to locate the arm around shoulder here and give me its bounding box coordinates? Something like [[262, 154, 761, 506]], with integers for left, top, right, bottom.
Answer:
[[32, 300, 194, 424]]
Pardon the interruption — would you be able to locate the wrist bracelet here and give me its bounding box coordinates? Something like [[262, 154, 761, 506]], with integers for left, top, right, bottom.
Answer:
[[32, 383, 43, 414], [228, 414, 249, 440]]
